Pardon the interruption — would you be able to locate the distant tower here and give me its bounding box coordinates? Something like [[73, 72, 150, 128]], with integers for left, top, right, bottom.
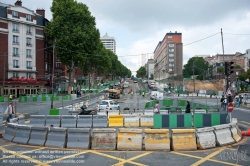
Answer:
[[100, 33, 116, 54], [141, 53, 147, 67]]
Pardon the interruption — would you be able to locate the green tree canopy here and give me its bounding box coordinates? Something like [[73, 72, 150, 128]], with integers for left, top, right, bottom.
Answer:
[[183, 57, 209, 80], [136, 67, 146, 78], [45, 0, 102, 89]]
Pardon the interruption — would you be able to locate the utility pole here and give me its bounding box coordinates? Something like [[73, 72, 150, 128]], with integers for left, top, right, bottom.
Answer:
[[51, 45, 55, 109], [2, 53, 6, 96], [193, 61, 195, 93]]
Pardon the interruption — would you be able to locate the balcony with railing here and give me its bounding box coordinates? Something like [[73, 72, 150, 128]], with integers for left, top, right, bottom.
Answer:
[[26, 55, 32, 58], [26, 43, 32, 47], [26, 66, 32, 70], [13, 54, 19, 57], [26, 31, 32, 35], [12, 29, 19, 33], [13, 41, 19, 45]]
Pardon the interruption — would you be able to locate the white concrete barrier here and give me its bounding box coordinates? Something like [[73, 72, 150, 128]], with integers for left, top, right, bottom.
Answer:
[[213, 124, 235, 146], [196, 127, 216, 149], [124, 115, 139, 127], [229, 122, 242, 142]]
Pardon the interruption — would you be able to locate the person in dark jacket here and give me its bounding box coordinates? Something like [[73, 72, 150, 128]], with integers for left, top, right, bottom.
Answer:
[[185, 101, 191, 113]]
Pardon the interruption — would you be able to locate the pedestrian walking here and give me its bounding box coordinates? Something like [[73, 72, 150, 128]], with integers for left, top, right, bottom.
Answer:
[[237, 95, 242, 107], [185, 101, 191, 113], [5, 102, 15, 123], [154, 101, 160, 114]]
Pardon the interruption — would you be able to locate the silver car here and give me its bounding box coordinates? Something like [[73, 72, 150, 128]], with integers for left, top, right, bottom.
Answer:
[[97, 100, 120, 111]]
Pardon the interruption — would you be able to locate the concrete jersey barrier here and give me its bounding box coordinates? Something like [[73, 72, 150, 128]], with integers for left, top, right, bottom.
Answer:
[[45, 127, 67, 148], [108, 115, 124, 127], [171, 129, 197, 151], [93, 115, 108, 127], [117, 128, 142, 151], [30, 115, 46, 126], [124, 115, 139, 127], [61, 115, 77, 128], [213, 124, 235, 146], [144, 129, 170, 151], [28, 126, 48, 146], [229, 122, 242, 142], [12, 125, 32, 144], [140, 115, 153, 127], [196, 127, 216, 149], [3, 123, 17, 142], [92, 128, 117, 150], [77, 115, 92, 128], [67, 128, 90, 149], [45, 115, 61, 127]]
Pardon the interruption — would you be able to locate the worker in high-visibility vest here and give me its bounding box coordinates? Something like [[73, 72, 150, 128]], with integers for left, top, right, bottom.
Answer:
[[142, 91, 145, 98], [9, 94, 12, 101]]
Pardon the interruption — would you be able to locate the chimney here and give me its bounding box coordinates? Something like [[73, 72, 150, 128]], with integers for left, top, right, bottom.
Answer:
[[15, 0, 22, 6], [36, 9, 45, 17]]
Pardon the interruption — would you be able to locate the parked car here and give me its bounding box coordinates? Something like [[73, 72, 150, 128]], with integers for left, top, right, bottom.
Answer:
[[97, 100, 120, 111], [134, 80, 138, 83]]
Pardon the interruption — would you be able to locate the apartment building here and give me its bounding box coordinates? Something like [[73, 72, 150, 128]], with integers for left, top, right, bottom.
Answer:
[[146, 59, 154, 79], [153, 31, 183, 81], [100, 33, 116, 54], [0, 0, 53, 97]]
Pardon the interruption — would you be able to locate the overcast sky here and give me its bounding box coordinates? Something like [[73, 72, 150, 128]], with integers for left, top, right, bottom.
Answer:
[[2, 0, 250, 75]]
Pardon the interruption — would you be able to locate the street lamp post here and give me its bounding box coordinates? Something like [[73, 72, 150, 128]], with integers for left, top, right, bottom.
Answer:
[[51, 45, 55, 109]]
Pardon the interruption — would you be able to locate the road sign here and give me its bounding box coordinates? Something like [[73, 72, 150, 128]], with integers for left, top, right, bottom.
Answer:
[[226, 88, 232, 96], [228, 102, 234, 112]]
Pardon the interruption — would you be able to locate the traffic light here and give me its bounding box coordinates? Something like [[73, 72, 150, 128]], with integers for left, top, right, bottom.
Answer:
[[225, 62, 234, 76]]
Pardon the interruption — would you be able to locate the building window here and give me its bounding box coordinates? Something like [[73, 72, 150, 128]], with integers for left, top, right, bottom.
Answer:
[[12, 11, 18, 18], [13, 72, 19, 77], [13, 35, 19, 44], [27, 26, 32, 35], [26, 14, 31, 21], [13, 60, 19, 68], [168, 40, 172, 43], [26, 38, 32, 46], [169, 48, 174, 52], [45, 62, 48, 71], [26, 61, 32, 69], [169, 44, 174, 47], [26, 49, 32, 58], [13, 47, 19, 57], [168, 36, 172, 38], [169, 63, 174, 67], [169, 54, 174, 57], [56, 63, 61, 69], [26, 73, 32, 78], [169, 58, 174, 62], [13, 23, 18, 32]]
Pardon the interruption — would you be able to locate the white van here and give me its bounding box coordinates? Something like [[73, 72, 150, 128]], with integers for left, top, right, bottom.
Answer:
[[124, 81, 129, 88], [150, 91, 159, 100]]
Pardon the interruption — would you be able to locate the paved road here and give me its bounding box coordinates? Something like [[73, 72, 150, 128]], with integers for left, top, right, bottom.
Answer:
[[0, 81, 250, 165]]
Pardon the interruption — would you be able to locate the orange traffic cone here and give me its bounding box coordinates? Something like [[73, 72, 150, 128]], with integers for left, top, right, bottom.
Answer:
[[242, 129, 250, 136]]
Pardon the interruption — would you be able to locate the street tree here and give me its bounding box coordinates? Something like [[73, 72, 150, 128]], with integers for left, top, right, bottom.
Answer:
[[183, 57, 209, 80], [136, 66, 146, 78], [45, 0, 101, 93]]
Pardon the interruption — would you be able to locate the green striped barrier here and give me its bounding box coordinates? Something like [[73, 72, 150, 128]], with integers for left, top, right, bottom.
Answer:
[[32, 97, 37, 102], [145, 102, 150, 109], [178, 100, 186, 107], [42, 97, 46, 102], [154, 114, 192, 128], [18, 97, 22, 102], [50, 109, 59, 115], [151, 100, 157, 107], [0, 96, 4, 102], [193, 112, 228, 127], [162, 100, 173, 106], [24, 96, 28, 102]]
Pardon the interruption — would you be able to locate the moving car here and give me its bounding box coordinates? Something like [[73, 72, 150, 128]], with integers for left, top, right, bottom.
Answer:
[[133, 80, 138, 83], [97, 100, 120, 111]]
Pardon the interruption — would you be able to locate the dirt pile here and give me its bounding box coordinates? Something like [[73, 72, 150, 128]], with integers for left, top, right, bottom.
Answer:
[[184, 79, 225, 92]]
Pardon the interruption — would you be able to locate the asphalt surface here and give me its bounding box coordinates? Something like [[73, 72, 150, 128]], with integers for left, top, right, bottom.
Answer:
[[0, 80, 250, 166]]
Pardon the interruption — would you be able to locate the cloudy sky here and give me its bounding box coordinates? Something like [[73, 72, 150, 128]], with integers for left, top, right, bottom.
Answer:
[[2, 0, 250, 75]]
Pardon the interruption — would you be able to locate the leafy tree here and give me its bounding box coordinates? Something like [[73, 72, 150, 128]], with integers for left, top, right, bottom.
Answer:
[[183, 57, 209, 80], [136, 67, 146, 78], [46, 0, 101, 93], [239, 68, 250, 81], [234, 64, 241, 69], [217, 67, 224, 74]]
